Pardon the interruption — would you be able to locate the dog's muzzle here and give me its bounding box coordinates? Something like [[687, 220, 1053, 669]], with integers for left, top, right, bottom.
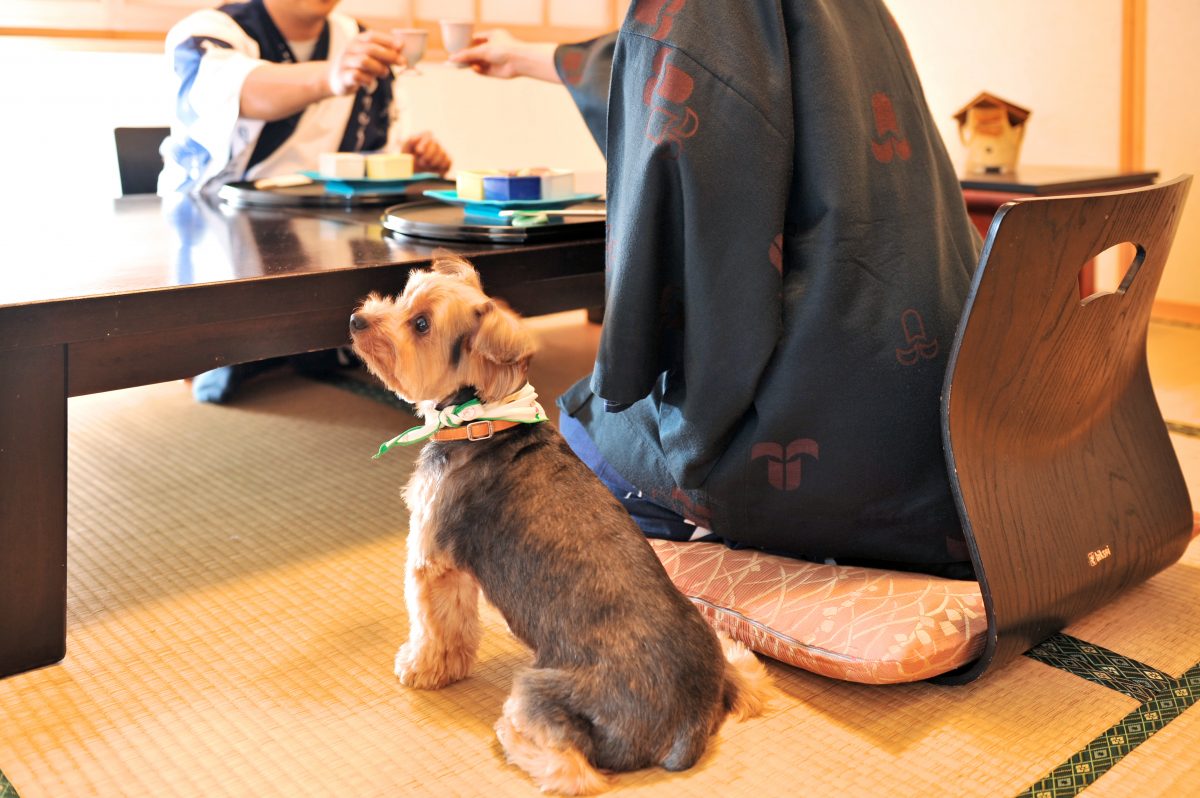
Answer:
[[349, 313, 370, 333]]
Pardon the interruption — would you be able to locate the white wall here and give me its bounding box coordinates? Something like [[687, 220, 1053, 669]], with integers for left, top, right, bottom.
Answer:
[[2, 1, 1197, 304], [0, 37, 603, 202], [885, 0, 1124, 172], [395, 64, 606, 181], [1147, 0, 1200, 305], [886, 0, 1199, 305], [0, 37, 174, 200]]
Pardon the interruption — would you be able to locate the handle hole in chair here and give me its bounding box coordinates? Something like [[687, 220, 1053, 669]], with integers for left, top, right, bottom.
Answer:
[[1080, 242, 1145, 305]]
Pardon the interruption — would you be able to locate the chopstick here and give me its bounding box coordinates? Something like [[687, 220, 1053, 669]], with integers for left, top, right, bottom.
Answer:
[[499, 209, 607, 218]]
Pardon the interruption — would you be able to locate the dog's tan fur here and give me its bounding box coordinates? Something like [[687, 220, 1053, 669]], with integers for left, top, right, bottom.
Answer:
[[350, 250, 773, 795], [350, 257, 533, 407]]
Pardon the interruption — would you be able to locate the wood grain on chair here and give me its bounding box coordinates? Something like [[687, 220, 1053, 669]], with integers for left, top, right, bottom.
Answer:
[[940, 175, 1194, 683]]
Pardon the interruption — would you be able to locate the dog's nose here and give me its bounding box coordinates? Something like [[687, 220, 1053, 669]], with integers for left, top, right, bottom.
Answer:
[[349, 313, 369, 332]]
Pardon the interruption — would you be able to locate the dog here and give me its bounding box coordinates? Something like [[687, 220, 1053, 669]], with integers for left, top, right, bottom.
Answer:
[[348, 250, 773, 794]]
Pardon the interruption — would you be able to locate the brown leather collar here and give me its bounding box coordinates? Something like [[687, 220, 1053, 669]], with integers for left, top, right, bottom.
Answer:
[[431, 419, 524, 442]]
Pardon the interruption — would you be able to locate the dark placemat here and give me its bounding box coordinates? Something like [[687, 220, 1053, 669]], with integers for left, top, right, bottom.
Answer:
[[218, 177, 453, 208], [380, 199, 605, 244]]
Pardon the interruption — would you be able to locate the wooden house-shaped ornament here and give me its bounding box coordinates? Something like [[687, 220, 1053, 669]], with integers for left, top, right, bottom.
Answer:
[[953, 92, 1031, 175]]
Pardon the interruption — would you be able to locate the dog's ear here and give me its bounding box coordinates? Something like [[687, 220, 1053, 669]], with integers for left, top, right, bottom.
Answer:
[[431, 249, 482, 289], [467, 300, 536, 401]]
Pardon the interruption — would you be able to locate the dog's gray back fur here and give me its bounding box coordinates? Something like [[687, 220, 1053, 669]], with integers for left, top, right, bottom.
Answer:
[[416, 421, 735, 771]]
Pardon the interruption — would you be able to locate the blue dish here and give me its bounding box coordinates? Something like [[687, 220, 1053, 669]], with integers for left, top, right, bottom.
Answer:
[[299, 171, 441, 196], [423, 189, 601, 213]]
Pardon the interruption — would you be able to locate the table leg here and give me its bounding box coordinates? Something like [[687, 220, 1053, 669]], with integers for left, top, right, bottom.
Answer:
[[0, 344, 67, 678]]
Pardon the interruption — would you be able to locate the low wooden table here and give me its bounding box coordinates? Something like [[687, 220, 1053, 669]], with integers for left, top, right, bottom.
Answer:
[[0, 193, 604, 679], [961, 166, 1159, 296]]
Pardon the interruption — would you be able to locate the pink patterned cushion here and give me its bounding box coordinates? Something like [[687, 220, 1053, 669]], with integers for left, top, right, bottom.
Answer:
[[650, 540, 987, 684]]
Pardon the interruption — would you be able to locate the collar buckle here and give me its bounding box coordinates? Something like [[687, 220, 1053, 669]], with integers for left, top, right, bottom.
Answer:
[[465, 420, 496, 441]]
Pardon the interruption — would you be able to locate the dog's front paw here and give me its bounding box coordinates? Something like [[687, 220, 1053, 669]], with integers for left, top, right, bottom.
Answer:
[[394, 641, 471, 689]]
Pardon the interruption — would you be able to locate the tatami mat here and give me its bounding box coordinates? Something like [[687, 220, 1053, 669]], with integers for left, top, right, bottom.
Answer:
[[0, 312, 1197, 797], [1063, 554, 1200, 678], [1148, 320, 1200, 424], [1085, 688, 1200, 797], [1169, 433, 1200, 513]]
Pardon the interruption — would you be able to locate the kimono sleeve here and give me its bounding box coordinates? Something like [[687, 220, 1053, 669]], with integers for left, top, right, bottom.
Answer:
[[594, 15, 792, 489], [554, 34, 617, 157], [160, 10, 266, 193]]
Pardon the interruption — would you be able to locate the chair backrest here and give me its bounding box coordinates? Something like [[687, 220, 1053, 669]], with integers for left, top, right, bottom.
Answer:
[[940, 174, 1194, 683], [114, 126, 170, 195]]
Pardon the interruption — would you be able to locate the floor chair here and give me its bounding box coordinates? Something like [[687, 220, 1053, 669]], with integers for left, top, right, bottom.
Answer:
[[652, 175, 1196, 684]]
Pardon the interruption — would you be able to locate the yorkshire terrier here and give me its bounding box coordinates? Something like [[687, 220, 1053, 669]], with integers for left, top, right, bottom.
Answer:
[[349, 250, 772, 794]]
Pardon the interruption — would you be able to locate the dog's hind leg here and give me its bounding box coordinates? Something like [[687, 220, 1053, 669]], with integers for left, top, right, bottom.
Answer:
[[495, 668, 609, 795], [395, 551, 481, 690], [718, 632, 775, 721], [660, 723, 710, 772]]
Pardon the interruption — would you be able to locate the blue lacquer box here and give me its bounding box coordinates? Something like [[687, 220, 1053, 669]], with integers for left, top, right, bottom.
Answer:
[[482, 175, 542, 201]]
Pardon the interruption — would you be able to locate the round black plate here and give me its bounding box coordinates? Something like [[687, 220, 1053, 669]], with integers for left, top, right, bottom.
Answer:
[[217, 178, 453, 208], [380, 199, 606, 243]]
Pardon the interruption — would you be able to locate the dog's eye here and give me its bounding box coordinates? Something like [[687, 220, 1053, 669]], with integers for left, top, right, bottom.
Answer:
[[413, 315, 430, 335]]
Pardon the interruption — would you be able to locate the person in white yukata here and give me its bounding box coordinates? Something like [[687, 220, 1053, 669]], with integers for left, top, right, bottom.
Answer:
[[160, 0, 452, 401]]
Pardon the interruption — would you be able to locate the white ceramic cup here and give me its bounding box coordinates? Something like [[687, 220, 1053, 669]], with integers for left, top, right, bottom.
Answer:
[[393, 28, 428, 72], [440, 20, 474, 58]]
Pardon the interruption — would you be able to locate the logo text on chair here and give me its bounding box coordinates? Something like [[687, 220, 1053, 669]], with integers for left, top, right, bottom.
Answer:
[[1087, 545, 1112, 567]]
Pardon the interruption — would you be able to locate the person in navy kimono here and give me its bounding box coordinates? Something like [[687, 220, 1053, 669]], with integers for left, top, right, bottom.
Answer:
[[454, 1, 981, 577]]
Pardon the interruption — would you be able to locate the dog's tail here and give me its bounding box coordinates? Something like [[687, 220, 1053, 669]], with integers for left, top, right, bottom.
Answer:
[[718, 632, 776, 722]]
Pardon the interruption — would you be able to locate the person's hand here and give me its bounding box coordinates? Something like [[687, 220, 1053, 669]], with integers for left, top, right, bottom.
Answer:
[[449, 29, 522, 78], [328, 30, 402, 96], [402, 132, 452, 175], [448, 29, 560, 83]]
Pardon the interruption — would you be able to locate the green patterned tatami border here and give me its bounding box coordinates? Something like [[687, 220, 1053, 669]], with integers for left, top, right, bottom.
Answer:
[[0, 769, 18, 798], [1167, 420, 1200, 439], [1017, 655, 1200, 797], [1025, 634, 1174, 703]]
